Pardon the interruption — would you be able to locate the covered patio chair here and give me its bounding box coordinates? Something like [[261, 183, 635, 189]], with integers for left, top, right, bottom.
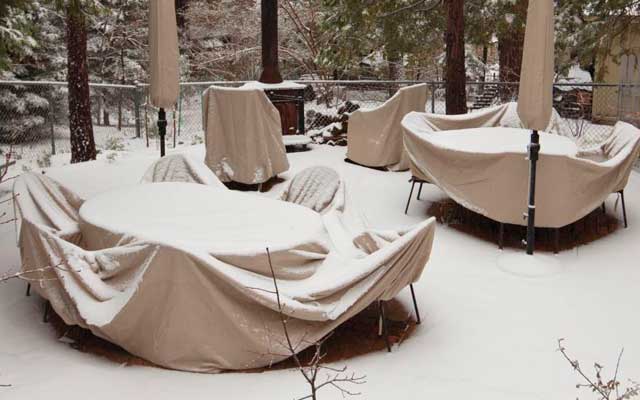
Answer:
[[346, 83, 427, 171], [280, 166, 426, 349], [202, 86, 289, 185], [141, 153, 227, 189]]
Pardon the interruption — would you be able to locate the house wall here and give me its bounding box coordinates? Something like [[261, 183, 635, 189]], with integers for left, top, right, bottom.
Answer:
[[593, 27, 640, 124]]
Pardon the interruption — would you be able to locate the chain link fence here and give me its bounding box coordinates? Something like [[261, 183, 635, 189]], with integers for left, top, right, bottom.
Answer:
[[1, 80, 638, 168]]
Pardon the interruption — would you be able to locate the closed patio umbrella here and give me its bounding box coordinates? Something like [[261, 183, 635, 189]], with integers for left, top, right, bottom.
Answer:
[[149, 0, 180, 157], [517, 0, 555, 255]]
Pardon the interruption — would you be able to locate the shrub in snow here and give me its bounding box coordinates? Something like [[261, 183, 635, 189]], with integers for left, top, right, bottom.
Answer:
[[102, 136, 125, 152]]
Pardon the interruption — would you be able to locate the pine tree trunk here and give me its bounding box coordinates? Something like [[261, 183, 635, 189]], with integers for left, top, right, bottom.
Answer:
[[66, 0, 96, 163], [498, 0, 527, 101], [445, 0, 467, 115]]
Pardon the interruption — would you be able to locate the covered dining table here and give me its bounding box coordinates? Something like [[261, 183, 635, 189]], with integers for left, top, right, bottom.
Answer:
[[15, 174, 437, 372], [401, 110, 635, 230]]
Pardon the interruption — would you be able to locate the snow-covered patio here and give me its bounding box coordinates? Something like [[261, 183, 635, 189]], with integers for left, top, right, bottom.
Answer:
[[1, 143, 639, 399]]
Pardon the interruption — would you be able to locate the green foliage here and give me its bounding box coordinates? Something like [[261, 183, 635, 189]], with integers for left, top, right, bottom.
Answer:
[[318, 0, 444, 79], [0, 0, 37, 71]]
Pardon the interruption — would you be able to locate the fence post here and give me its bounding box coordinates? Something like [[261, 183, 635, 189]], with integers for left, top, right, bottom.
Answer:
[[134, 83, 142, 138], [48, 95, 56, 155], [431, 82, 436, 113], [617, 83, 624, 122]]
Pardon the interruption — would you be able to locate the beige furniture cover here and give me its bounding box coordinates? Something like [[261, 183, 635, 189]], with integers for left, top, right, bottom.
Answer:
[[517, 0, 555, 131], [402, 109, 640, 228], [202, 86, 289, 184], [347, 84, 427, 171], [14, 172, 436, 373], [149, 0, 179, 109], [141, 153, 227, 189]]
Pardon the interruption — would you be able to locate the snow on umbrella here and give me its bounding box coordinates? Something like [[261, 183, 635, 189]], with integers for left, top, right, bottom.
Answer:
[[149, 0, 180, 157], [517, 0, 555, 255]]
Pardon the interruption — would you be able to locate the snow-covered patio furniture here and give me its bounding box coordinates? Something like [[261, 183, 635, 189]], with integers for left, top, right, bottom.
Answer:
[[202, 86, 289, 185], [346, 83, 427, 171], [141, 153, 227, 188], [280, 165, 424, 332], [14, 171, 436, 372], [402, 103, 566, 217], [402, 108, 640, 250]]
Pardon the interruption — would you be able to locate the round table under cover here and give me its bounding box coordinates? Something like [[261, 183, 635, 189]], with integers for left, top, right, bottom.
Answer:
[[423, 127, 577, 157], [79, 182, 325, 251]]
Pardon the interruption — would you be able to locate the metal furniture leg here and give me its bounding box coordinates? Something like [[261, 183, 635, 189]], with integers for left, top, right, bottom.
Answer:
[[378, 301, 391, 353], [417, 183, 424, 201], [405, 179, 416, 215], [26, 283, 31, 297], [409, 284, 421, 325], [43, 301, 51, 323], [619, 190, 628, 228]]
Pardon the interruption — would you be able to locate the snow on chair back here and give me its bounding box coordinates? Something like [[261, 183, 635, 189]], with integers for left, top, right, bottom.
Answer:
[[281, 166, 341, 214], [141, 153, 226, 189]]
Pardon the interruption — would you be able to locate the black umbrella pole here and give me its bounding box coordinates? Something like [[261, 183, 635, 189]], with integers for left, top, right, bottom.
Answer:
[[526, 130, 540, 255], [158, 108, 167, 157]]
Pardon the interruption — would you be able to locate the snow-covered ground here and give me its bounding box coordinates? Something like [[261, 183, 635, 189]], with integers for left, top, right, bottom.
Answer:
[[1, 144, 640, 399]]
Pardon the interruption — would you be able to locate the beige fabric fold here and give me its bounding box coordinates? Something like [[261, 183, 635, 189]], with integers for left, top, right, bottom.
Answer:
[[402, 111, 640, 228], [15, 174, 436, 373], [347, 84, 427, 171], [415, 102, 565, 136], [149, 0, 180, 109], [203, 86, 290, 184], [517, 0, 555, 131]]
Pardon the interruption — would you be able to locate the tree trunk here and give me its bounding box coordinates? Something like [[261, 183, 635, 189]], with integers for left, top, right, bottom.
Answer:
[[387, 51, 401, 97], [66, 0, 96, 163], [498, 0, 527, 101], [445, 0, 467, 115], [175, 0, 189, 29], [118, 48, 125, 131]]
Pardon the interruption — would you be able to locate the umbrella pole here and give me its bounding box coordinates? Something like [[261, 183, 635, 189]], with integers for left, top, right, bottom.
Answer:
[[158, 107, 167, 157], [526, 129, 540, 255]]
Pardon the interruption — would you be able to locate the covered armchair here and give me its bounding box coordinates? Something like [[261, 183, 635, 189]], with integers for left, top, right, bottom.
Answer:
[[202, 86, 289, 185], [346, 83, 427, 171]]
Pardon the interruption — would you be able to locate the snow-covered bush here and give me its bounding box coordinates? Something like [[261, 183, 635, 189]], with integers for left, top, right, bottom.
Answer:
[[102, 136, 125, 152]]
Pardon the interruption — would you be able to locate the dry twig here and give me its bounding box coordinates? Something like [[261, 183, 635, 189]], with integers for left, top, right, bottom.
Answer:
[[251, 248, 366, 400], [558, 339, 640, 400]]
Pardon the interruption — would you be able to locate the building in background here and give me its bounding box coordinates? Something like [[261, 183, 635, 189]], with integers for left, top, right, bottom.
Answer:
[[593, 25, 640, 125]]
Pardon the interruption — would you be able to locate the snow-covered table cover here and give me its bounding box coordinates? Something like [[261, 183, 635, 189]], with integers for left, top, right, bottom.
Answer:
[[347, 84, 427, 171], [202, 86, 289, 184], [14, 172, 436, 373], [402, 108, 640, 228]]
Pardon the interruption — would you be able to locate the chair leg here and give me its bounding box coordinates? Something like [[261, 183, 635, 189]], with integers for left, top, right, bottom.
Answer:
[[417, 183, 424, 201], [619, 190, 628, 228], [25, 283, 31, 297], [378, 301, 391, 353], [43, 301, 50, 323], [409, 284, 421, 325], [405, 179, 417, 215], [498, 223, 504, 250]]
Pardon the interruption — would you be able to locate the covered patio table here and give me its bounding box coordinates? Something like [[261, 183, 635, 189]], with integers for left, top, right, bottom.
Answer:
[[78, 183, 324, 251], [17, 175, 437, 372], [425, 127, 577, 156]]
